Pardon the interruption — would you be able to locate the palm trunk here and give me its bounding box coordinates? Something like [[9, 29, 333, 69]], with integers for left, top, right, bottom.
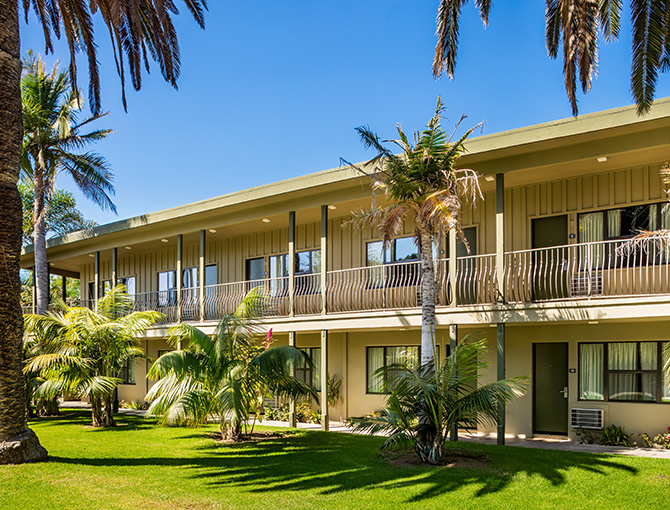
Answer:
[[33, 169, 49, 314], [0, 0, 47, 463], [419, 229, 436, 365], [91, 397, 103, 427], [102, 395, 116, 427]]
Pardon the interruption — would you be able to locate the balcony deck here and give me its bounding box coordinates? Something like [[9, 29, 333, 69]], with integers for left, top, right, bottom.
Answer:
[[53, 237, 670, 326]]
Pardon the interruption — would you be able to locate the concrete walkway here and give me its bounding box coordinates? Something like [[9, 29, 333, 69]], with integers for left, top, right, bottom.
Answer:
[[60, 402, 670, 459]]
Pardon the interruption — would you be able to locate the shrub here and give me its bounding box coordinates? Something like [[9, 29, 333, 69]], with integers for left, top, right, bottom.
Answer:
[[575, 427, 601, 445], [599, 424, 632, 447], [638, 427, 670, 449]]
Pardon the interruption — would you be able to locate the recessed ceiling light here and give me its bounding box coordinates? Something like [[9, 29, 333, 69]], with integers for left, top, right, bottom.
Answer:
[[328, 204, 337, 210], [124, 246, 132, 250], [161, 239, 169, 243], [262, 218, 271, 223], [88, 254, 95, 258], [208, 229, 217, 233], [484, 175, 496, 182], [588, 320, 599, 325], [597, 156, 608, 163]]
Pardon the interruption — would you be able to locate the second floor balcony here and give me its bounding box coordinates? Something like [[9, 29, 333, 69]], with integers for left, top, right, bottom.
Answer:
[[74, 236, 670, 325]]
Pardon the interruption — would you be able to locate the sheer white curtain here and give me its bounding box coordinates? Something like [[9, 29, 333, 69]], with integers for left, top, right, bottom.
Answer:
[[607, 209, 621, 237], [579, 343, 604, 400], [663, 342, 670, 403], [608, 343, 636, 400], [579, 213, 604, 268], [367, 347, 384, 393]]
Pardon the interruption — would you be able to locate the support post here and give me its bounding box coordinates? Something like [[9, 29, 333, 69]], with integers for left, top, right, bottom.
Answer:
[[495, 173, 505, 303], [321, 329, 329, 431], [31, 267, 36, 314], [288, 211, 296, 317], [61, 276, 67, 303], [94, 251, 100, 308], [495, 172, 506, 445], [112, 247, 118, 288], [449, 324, 458, 441], [199, 230, 206, 322], [497, 323, 506, 445], [46, 263, 51, 305], [321, 205, 328, 315], [288, 331, 297, 428], [177, 234, 183, 325], [449, 229, 457, 307]]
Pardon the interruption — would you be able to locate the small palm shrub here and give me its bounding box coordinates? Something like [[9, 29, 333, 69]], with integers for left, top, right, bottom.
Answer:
[[600, 424, 633, 447], [349, 336, 527, 464]]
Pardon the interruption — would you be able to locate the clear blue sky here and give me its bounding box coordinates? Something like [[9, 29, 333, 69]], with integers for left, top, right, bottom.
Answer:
[[19, 1, 669, 225]]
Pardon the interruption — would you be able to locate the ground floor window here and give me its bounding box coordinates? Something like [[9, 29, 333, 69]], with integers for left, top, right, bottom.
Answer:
[[296, 347, 321, 390], [118, 359, 136, 385], [579, 341, 670, 403], [367, 346, 420, 394]]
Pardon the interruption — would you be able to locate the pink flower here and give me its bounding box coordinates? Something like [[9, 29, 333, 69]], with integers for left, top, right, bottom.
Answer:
[[264, 328, 273, 348]]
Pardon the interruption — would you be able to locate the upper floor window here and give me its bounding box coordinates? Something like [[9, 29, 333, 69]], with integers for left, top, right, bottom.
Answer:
[[579, 203, 669, 243], [366, 237, 419, 266], [119, 276, 135, 295], [118, 359, 136, 385], [296, 249, 321, 274]]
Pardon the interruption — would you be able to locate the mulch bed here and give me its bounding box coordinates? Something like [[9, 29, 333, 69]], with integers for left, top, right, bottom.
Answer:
[[383, 447, 490, 469]]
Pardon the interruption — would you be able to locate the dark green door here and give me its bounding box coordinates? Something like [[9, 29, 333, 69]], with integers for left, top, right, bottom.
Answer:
[[533, 343, 568, 435], [532, 215, 569, 300]]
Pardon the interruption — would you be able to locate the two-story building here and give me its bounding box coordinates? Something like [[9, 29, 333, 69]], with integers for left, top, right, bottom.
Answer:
[[21, 99, 670, 441]]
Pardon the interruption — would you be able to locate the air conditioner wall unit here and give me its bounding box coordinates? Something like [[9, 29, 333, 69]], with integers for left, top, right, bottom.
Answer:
[[570, 408, 604, 429]]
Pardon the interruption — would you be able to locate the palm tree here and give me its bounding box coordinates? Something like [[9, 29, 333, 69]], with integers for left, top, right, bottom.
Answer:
[[345, 97, 482, 366], [147, 291, 319, 441], [0, 0, 206, 463], [19, 181, 96, 246], [433, 1, 668, 115], [23, 286, 161, 427], [22, 52, 115, 315], [349, 337, 527, 464]]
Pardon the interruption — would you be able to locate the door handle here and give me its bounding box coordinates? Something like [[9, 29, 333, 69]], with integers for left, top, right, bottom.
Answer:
[[560, 386, 568, 399]]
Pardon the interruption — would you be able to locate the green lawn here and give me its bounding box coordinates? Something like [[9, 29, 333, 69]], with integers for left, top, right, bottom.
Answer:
[[1, 411, 669, 510]]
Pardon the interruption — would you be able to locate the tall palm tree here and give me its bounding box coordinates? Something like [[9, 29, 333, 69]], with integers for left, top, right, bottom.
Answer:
[[147, 291, 319, 441], [22, 52, 115, 315], [349, 337, 527, 464], [433, 1, 668, 115], [0, 0, 206, 463], [345, 97, 482, 365], [24, 286, 161, 427]]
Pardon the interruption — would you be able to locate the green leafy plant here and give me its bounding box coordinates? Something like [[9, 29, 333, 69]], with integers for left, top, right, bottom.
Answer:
[[327, 375, 343, 409], [639, 427, 670, 449], [600, 424, 633, 447], [349, 336, 527, 464], [575, 427, 601, 445]]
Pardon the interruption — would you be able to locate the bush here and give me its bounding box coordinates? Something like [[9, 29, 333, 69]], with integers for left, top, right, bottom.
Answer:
[[638, 427, 670, 449], [575, 427, 601, 445], [599, 424, 632, 447], [119, 400, 148, 410]]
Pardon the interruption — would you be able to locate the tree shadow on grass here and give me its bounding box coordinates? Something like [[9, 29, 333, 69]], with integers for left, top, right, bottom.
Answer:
[[30, 410, 155, 432], [48, 431, 639, 503]]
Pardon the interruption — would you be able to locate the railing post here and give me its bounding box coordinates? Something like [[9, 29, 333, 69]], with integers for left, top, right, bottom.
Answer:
[[199, 230, 206, 322], [289, 211, 296, 317], [289, 331, 297, 427], [321, 329, 329, 431], [321, 205, 328, 315], [177, 234, 183, 324], [449, 229, 458, 307]]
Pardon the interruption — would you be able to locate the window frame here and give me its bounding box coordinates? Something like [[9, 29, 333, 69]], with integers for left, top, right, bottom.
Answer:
[[366, 345, 421, 394], [118, 358, 136, 385], [578, 202, 666, 243], [296, 347, 321, 391], [578, 341, 669, 404]]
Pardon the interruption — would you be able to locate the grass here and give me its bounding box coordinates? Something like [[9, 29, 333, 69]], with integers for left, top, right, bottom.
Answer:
[[1, 410, 669, 509]]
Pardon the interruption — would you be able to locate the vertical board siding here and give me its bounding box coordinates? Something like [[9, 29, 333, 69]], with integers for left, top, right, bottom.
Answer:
[[75, 165, 669, 287]]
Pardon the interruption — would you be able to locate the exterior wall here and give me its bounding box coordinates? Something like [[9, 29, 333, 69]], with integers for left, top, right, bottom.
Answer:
[[80, 164, 669, 299], [476, 321, 670, 440]]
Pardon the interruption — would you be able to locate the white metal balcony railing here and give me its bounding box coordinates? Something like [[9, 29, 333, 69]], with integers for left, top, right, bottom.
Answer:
[[28, 237, 670, 323]]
